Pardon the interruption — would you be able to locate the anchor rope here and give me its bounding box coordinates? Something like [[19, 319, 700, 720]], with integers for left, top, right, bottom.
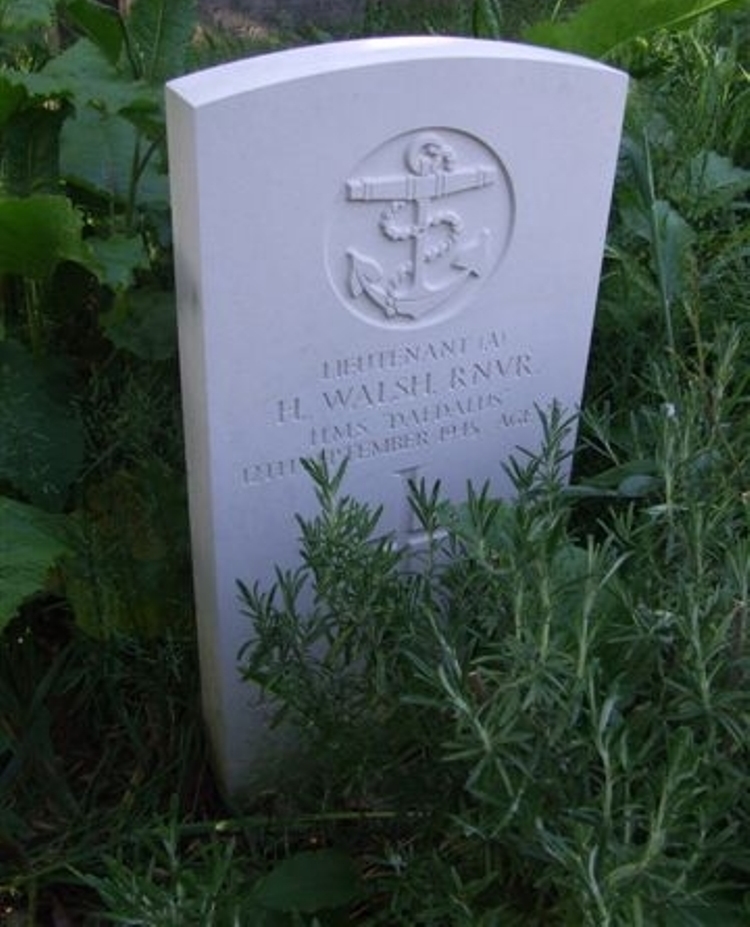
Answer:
[[380, 201, 463, 300], [379, 202, 463, 261]]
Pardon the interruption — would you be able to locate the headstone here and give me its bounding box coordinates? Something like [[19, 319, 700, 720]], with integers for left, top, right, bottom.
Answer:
[[166, 37, 627, 800]]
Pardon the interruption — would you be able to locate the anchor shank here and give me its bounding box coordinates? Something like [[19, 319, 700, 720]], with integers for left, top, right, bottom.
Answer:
[[410, 197, 429, 292]]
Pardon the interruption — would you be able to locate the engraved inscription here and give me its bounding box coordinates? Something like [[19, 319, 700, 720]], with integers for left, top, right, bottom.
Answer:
[[276, 397, 309, 424], [242, 329, 538, 485], [327, 128, 514, 329]]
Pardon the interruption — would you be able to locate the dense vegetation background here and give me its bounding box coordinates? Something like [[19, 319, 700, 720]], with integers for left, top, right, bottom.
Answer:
[[1, 0, 749, 923]]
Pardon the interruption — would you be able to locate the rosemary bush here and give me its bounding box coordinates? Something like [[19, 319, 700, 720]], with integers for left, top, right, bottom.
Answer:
[[241, 382, 750, 924]]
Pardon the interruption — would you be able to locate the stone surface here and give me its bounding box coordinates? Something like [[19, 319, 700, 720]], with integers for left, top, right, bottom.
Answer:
[[166, 37, 627, 799]]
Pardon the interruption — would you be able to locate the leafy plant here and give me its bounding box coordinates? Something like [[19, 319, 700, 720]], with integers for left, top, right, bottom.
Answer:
[[0, 0, 198, 634], [525, 0, 745, 58], [581, 11, 750, 439]]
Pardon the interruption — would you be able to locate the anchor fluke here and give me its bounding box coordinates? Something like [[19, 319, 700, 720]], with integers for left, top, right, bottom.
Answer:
[[347, 249, 401, 317], [451, 228, 490, 278], [347, 248, 383, 299]]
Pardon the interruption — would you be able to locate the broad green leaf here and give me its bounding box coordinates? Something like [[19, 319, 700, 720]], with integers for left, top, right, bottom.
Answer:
[[0, 497, 69, 633], [60, 106, 168, 204], [620, 193, 695, 302], [0, 195, 89, 277], [576, 458, 661, 493], [101, 289, 176, 360], [62, 0, 124, 65], [618, 133, 695, 308], [650, 199, 695, 308], [618, 134, 696, 312], [127, 0, 197, 83], [0, 0, 55, 32], [0, 340, 85, 511], [60, 106, 133, 198], [9, 38, 157, 114], [88, 234, 150, 290], [684, 150, 750, 211], [255, 849, 361, 914], [524, 0, 741, 58], [619, 202, 653, 242]]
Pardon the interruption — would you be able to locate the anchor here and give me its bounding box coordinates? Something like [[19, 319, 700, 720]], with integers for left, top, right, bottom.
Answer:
[[345, 133, 498, 321]]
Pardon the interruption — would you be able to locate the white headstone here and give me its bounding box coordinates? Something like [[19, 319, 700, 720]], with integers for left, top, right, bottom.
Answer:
[[166, 37, 627, 800]]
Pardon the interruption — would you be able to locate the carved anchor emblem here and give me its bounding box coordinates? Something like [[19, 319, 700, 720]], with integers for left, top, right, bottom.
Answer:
[[346, 132, 498, 321]]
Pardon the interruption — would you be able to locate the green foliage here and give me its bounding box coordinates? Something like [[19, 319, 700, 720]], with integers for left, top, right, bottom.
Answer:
[[472, 0, 503, 38], [0, 340, 84, 509], [1, 622, 362, 924], [8, 36, 150, 111], [0, 629, 214, 922], [586, 14, 750, 414], [0, 0, 195, 349], [64, 0, 123, 64], [101, 288, 176, 359], [0, 0, 196, 632], [241, 456, 422, 803], [363, 0, 502, 38], [64, 461, 190, 637], [616, 133, 697, 353], [80, 832, 256, 927], [127, 0, 198, 82], [0, 194, 90, 277], [525, 0, 744, 58], [0, 0, 57, 33], [254, 848, 362, 915], [0, 497, 68, 631], [76, 830, 362, 925], [242, 391, 750, 922]]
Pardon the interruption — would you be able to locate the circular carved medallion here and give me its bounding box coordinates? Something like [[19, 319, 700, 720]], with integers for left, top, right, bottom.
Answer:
[[326, 127, 514, 329]]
